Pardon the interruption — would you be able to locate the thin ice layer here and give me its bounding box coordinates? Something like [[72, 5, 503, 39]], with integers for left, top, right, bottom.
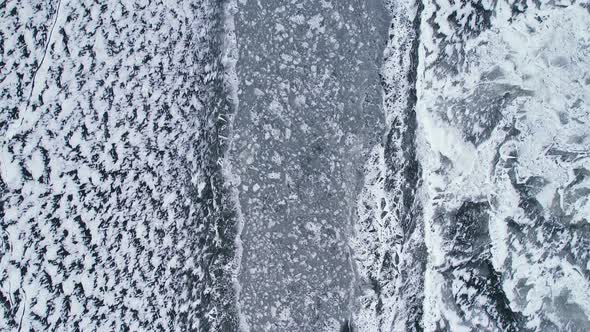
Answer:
[[230, 1, 389, 330]]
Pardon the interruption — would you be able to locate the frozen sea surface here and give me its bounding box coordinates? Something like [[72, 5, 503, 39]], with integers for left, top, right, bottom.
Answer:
[[1, 0, 590, 331]]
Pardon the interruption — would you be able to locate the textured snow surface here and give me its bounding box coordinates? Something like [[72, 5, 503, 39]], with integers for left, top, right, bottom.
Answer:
[[2, 0, 590, 331], [1, 0, 241, 330], [418, 0, 590, 330]]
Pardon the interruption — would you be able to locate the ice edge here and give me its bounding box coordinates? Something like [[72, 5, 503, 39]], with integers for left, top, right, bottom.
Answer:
[[220, 1, 250, 331]]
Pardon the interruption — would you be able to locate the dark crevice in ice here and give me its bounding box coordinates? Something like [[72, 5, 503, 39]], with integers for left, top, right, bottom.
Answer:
[[369, 0, 427, 329], [439, 201, 528, 331]]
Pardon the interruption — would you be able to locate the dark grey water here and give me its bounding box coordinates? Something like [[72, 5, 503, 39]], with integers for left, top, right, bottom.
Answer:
[[230, 1, 389, 330]]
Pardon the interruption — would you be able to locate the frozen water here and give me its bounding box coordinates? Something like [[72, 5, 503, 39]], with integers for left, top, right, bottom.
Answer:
[[2, 0, 589, 330]]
